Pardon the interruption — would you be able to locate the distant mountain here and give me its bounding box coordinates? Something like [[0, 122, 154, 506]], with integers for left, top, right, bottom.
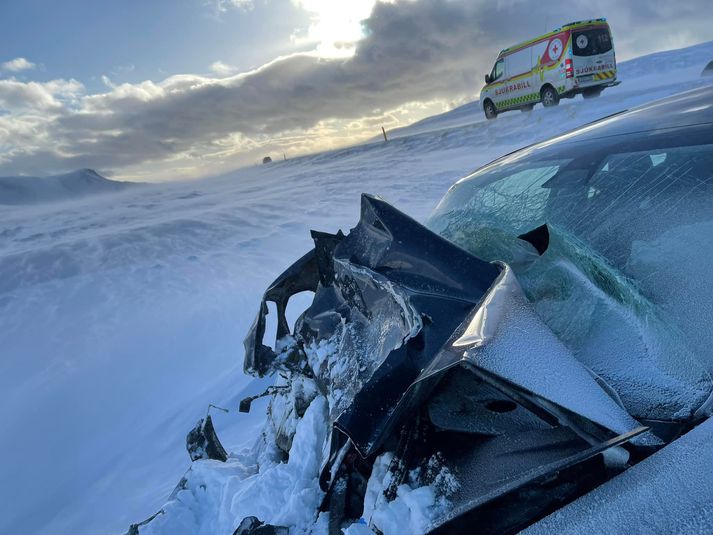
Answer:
[[0, 168, 136, 205]]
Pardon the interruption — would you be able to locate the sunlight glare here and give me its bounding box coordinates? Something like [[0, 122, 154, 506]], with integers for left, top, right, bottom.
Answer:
[[292, 0, 381, 57]]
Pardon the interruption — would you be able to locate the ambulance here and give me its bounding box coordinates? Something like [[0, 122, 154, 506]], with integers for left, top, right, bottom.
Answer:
[[480, 19, 618, 119]]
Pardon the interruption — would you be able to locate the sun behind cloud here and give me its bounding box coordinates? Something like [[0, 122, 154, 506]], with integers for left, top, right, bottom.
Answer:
[[292, 0, 384, 57]]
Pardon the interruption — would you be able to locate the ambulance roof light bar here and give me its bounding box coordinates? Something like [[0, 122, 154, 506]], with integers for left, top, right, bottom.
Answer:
[[558, 18, 608, 30]]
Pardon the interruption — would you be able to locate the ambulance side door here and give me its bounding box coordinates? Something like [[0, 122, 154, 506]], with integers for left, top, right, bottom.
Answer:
[[530, 40, 549, 95], [505, 47, 534, 107], [489, 58, 506, 107]]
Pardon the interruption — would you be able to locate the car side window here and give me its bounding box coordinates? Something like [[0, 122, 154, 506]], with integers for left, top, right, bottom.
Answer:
[[491, 59, 505, 81]]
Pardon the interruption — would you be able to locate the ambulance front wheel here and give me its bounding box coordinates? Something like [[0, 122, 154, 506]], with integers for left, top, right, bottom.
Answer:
[[484, 100, 498, 120], [541, 85, 560, 107]]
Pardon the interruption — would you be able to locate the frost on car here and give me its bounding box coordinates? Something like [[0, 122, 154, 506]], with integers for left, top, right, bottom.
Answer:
[[240, 87, 713, 534]]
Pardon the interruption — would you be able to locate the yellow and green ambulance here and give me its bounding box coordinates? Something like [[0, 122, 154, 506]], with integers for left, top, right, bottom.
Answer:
[[481, 19, 618, 119]]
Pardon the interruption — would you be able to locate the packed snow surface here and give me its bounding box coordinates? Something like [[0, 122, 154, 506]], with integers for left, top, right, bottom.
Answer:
[[1, 41, 712, 535]]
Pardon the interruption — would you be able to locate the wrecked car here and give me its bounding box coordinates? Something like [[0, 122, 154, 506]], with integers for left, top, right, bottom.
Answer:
[[237, 87, 713, 534]]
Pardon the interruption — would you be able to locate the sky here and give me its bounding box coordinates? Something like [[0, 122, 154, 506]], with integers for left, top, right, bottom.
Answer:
[[1, 0, 712, 181]]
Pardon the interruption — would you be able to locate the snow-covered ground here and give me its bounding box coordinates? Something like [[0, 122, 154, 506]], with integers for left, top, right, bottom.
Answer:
[[1, 40, 712, 535]]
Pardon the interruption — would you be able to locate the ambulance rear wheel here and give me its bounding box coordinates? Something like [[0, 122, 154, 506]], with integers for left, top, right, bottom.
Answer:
[[484, 100, 498, 120], [541, 85, 560, 107]]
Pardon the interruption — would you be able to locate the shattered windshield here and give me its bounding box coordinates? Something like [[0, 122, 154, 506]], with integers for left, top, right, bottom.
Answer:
[[428, 141, 713, 419], [429, 143, 713, 271]]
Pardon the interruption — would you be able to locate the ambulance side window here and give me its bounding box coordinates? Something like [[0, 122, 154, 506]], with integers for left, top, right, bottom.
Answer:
[[492, 59, 505, 81]]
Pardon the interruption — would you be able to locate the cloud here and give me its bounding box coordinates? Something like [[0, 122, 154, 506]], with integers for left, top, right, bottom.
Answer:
[[101, 75, 116, 89], [2, 0, 713, 180], [1, 57, 36, 72], [210, 61, 239, 77], [0, 78, 83, 111], [206, 0, 254, 13]]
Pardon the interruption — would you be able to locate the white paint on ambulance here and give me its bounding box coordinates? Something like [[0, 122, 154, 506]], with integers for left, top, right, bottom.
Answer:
[[480, 19, 618, 119]]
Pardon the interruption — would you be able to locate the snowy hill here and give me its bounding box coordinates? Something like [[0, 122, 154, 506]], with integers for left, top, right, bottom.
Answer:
[[0, 40, 713, 535], [0, 168, 135, 205]]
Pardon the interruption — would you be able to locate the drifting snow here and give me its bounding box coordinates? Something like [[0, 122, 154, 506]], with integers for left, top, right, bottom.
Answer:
[[0, 41, 712, 535]]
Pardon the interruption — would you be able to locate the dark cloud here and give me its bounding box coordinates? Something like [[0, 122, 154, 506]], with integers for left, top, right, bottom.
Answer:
[[2, 0, 713, 178]]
